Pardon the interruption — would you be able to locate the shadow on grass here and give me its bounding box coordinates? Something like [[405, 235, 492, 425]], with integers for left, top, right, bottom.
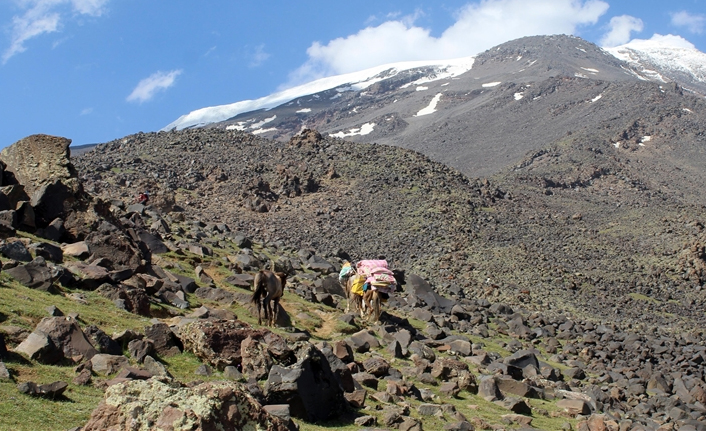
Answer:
[[3, 351, 32, 365]]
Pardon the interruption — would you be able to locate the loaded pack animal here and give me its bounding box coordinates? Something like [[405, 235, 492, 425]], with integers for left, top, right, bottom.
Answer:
[[251, 270, 288, 326], [343, 270, 364, 315], [340, 259, 395, 322]]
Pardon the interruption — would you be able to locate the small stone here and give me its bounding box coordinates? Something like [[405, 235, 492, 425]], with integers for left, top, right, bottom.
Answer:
[[223, 365, 243, 381], [354, 415, 376, 426], [195, 364, 213, 376]]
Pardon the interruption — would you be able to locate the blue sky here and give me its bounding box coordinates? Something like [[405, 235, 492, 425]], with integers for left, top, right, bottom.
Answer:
[[1, 0, 704, 149]]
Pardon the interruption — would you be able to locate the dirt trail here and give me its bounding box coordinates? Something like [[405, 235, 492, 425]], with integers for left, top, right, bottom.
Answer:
[[311, 309, 340, 339]]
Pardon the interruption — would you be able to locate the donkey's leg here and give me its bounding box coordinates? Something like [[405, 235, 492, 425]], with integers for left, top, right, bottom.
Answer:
[[271, 298, 280, 326], [342, 282, 350, 313], [372, 291, 381, 322], [262, 292, 273, 326]]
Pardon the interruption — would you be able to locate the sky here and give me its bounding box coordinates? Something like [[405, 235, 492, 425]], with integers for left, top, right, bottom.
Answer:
[[1, 0, 705, 149]]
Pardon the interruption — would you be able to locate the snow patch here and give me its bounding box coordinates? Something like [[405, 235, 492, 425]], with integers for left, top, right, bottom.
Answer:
[[613, 142, 621, 148], [330, 122, 376, 138], [606, 35, 706, 87], [416, 93, 443, 116], [416, 86, 428, 91], [590, 94, 603, 103], [296, 108, 311, 113], [252, 127, 277, 135], [640, 136, 652, 143], [581, 67, 599, 73], [574, 73, 588, 79], [683, 108, 693, 113], [163, 56, 475, 130], [514, 92, 524, 100], [250, 115, 276, 129], [482, 82, 501, 88]]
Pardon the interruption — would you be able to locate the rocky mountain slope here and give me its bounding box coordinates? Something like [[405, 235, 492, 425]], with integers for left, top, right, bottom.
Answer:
[[73, 121, 706, 335], [2, 134, 706, 430], [164, 35, 706, 179]]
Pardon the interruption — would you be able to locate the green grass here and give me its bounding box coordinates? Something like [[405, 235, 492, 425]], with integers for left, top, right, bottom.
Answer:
[[0, 360, 104, 431], [628, 292, 661, 304], [0, 225, 586, 431], [0, 273, 150, 333]]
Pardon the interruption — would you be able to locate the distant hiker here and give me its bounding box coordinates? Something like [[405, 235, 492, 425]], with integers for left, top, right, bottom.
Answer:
[[137, 191, 149, 205]]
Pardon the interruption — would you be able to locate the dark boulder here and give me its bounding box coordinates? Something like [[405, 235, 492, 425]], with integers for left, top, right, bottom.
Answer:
[[144, 323, 182, 357], [264, 344, 347, 422], [127, 339, 155, 363], [84, 231, 144, 271], [5, 258, 55, 291], [14, 316, 98, 364], [1, 240, 31, 261], [96, 283, 150, 316], [504, 349, 540, 371], [18, 381, 68, 398], [84, 325, 122, 355], [405, 274, 456, 314], [30, 242, 63, 263]]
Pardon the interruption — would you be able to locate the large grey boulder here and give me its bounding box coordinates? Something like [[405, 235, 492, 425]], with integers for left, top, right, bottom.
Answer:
[[15, 317, 97, 364], [0, 134, 78, 197]]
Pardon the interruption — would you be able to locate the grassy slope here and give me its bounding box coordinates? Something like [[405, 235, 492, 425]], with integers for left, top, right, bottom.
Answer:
[[0, 229, 579, 431]]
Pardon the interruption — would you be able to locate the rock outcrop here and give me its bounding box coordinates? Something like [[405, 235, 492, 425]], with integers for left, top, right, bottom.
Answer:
[[83, 378, 290, 431], [0, 134, 79, 197]]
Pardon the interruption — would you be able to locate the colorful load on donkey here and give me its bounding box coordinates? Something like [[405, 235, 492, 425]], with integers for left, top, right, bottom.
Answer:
[[355, 259, 396, 295]]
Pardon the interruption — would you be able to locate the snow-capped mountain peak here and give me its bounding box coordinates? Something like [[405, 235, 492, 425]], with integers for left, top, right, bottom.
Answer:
[[605, 34, 706, 93], [162, 56, 475, 131]]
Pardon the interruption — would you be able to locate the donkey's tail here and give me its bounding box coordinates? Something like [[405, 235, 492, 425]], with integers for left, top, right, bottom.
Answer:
[[251, 271, 265, 305]]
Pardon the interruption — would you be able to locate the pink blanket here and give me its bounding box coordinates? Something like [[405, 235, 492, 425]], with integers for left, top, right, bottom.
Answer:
[[356, 260, 396, 290]]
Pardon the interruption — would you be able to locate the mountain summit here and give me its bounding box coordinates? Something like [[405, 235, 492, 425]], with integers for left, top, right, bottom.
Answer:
[[163, 35, 706, 178]]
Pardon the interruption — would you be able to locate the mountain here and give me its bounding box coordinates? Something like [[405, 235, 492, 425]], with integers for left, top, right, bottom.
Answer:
[[74, 34, 706, 332], [31, 35, 706, 427], [6, 134, 706, 430], [163, 35, 706, 178]]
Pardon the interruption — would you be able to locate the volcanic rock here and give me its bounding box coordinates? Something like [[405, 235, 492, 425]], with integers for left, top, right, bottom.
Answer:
[[83, 378, 289, 431]]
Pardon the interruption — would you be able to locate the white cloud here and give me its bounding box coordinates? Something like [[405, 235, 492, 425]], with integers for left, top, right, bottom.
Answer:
[[287, 0, 609, 86], [600, 15, 644, 47], [248, 44, 270, 68], [126, 70, 183, 104], [671, 11, 705, 35], [71, 0, 109, 16], [621, 33, 696, 50], [80, 107, 93, 115], [2, 0, 110, 63]]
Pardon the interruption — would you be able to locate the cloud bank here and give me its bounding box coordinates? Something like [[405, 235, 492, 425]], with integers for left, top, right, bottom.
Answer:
[[671, 11, 705, 35], [2, 0, 110, 63], [127, 70, 183, 104], [600, 15, 644, 47], [287, 0, 610, 86]]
